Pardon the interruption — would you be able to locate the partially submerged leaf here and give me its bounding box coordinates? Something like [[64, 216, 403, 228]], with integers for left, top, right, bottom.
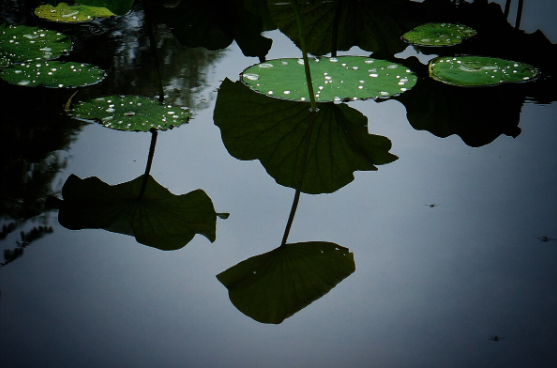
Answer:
[[54, 174, 227, 250], [70, 95, 191, 131], [34, 3, 116, 23], [0, 23, 71, 67], [44, 0, 133, 16], [217, 241, 355, 324], [429, 56, 540, 87], [402, 23, 476, 46], [0, 61, 105, 88], [214, 79, 397, 194], [241, 56, 417, 102]]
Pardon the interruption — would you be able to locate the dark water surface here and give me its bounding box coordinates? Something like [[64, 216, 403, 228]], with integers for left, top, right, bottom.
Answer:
[[1, 1, 556, 367]]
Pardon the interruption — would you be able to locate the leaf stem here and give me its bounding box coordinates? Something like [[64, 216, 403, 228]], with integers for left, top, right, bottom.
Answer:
[[138, 128, 158, 199], [292, 0, 317, 112]]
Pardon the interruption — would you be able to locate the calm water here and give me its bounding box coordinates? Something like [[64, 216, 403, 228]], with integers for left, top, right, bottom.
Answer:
[[1, 1, 556, 367]]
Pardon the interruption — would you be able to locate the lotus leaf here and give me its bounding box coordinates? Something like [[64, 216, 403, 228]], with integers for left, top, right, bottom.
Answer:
[[35, 3, 115, 22], [214, 79, 397, 194], [52, 174, 227, 251], [70, 95, 191, 131], [429, 56, 540, 86], [241, 56, 417, 102], [0, 61, 105, 88], [0, 23, 71, 67], [402, 23, 476, 46], [217, 242, 355, 324]]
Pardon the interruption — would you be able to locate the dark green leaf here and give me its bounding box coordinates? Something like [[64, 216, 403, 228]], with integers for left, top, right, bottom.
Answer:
[[241, 56, 417, 102], [217, 241, 355, 324], [55, 175, 227, 251], [0, 23, 72, 67], [214, 79, 397, 194], [70, 95, 191, 131], [0, 61, 105, 88], [402, 23, 476, 46]]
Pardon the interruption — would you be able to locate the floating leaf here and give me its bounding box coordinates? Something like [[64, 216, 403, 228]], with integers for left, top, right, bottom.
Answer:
[[34, 3, 116, 23], [429, 56, 540, 87], [0, 61, 105, 88], [217, 242, 355, 324], [46, 0, 134, 16], [51, 174, 227, 251], [70, 95, 191, 131], [0, 23, 71, 67], [241, 56, 417, 102], [214, 79, 397, 194], [402, 23, 476, 46]]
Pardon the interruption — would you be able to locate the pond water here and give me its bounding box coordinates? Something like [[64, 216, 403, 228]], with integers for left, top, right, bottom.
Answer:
[[1, 1, 556, 367]]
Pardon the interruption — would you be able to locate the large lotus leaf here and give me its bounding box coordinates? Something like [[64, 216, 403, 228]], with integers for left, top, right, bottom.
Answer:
[[402, 23, 476, 46], [241, 56, 417, 102], [267, 0, 414, 55], [429, 56, 540, 87], [70, 95, 191, 131], [46, 0, 134, 15], [34, 3, 116, 23], [0, 23, 71, 67], [0, 61, 105, 88], [217, 241, 355, 324], [214, 79, 397, 194], [149, 0, 272, 58], [52, 174, 228, 251]]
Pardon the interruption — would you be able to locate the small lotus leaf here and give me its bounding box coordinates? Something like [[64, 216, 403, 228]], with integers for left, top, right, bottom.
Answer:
[[0, 23, 71, 67], [0, 61, 105, 88], [34, 3, 116, 23], [241, 56, 417, 102], [217, 242, 355, 324], [402, 23, 476, 46], [71, 95, 191, 131], [429, 56, 540, 87]]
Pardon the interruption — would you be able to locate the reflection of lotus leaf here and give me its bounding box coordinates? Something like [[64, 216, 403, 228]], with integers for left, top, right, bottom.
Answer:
[[0, 61, 105, 88], [0, 23, 71, 67], [215, 79, 398, 194], [217, 242, 355, 324], [54, 174, 227, 251], [241, 56, 417, 102], [402, 23, 476, 46], [71, 95, 191, 131], [34, 3, 115, 23], [429, 56, 540, 87]]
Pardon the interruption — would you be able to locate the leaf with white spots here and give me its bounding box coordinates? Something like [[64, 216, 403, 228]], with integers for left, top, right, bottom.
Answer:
[[241, 56, 417, 102], [0, 61, 105, 88], [429, 56, 540, 86], [0, 23, 71, 67], [70, 95, 191, 131], [34, 3, 116, 23], [402, 23, 476, 46]]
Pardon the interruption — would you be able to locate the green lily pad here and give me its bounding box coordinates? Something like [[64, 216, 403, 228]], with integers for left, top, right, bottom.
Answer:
[[46, 0, 134, 16], [34, 3, 116, 23], [214, 79, 397, 194], [51, 174, 228, 251], [70, 95, 191, 131], [241, 56, 417, 102], [0, 23, 71, 67], [429, 56, 540, 87], [402, 23, 476, 46], [217, 241, 355, 324], [0, 60, 105, 88]]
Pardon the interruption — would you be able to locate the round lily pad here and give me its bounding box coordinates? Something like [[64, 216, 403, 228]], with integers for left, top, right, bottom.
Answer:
[[429, 56, 540, 87], [402, 23, 476, 46], [240, 56, 417, 102], [34, 3, 116, 23], [0, 61, 105, 88], [0, 23, 71, 67], [70, 95, 192, 131]]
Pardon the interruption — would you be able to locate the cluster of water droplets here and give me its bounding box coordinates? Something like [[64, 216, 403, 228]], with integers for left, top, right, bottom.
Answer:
[[2, 61, 105, 87], [0, 25, 70, 64]]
